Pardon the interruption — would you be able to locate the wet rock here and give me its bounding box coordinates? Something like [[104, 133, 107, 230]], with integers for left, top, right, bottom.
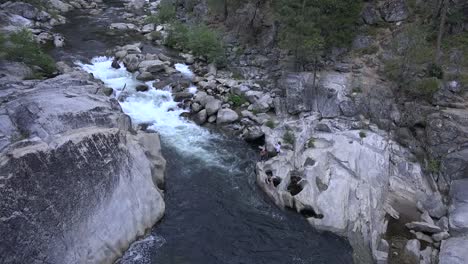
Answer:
[[102, 87, 114, 96], [111, 58, 121, 69], [138, 60, 165, 73], [194, 109, 207, 125], [217, 109, 239, 124], [380, 0, 409, 22], [136, 71, 153, 81], [406, 222, 442, 233], [123, 54, 144, 72], [439, 237, 468, 264], [136, 84, 149, 92], [173, 92, 193, 102]]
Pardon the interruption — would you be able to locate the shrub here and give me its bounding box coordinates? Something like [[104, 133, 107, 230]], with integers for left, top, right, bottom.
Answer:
[[283, 130, 295, 145], [147, 0, 176, 24], [307, 138, 316, 148], [265, 119, 276, 129], [228, 94, 246, 107], [352, 86, 362, 93], [359, 131, 367, 138], [3, 29, 56, 77], [428, 159, 441, 173], [166, 22, 225, 65], [165, 21, 190, 48], [187, 24, 225, 64], [413, 77, 440, 98], [427, 63, 444, 79]]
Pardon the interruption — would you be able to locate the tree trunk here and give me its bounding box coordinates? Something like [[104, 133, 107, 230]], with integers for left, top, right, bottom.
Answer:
[[435, 0, 447, 64]]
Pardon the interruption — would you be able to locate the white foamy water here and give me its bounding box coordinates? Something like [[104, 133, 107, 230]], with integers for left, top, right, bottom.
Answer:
[[77, 57, 223, 165], [174, 63, 194, 79]]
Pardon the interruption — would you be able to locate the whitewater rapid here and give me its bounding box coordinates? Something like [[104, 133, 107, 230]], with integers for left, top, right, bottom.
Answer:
[[77, 57, 234, 167]]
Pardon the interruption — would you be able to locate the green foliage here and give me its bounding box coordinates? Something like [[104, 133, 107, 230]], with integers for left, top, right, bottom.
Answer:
[[2, 29, 56, 77], [428, 159, 441, 173], [228, 94, 246, 107], [307, 138, 316, 148], [274, 0, 362, 68], [188, 24, 225, 64], [412, 77, 440, 98], [166, 22, 225, 64], [359, 131, 367, 138], [443, 32, 468, 66], [427, 63, 444, 79], [147, 0, 176, 24], [283, 130, 295, 145], [265, 119, 276, 129], [165, 21, 190, 48]]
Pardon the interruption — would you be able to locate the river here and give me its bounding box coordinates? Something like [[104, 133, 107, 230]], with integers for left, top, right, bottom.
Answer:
[[52, 1, 354, 263]]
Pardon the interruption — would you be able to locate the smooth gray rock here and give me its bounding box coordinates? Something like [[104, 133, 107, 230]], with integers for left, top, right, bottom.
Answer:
[[242, 126, 264, 141], [0, 71, 166, 264], [439, 237, 468, 264], [205, 99, 222, 116], [432, 232, 450, 242], [404, 239, 420, 264], [420, 246, 433, 264], [216, 109, 239, 124], [194, 109, 207, 125], [406, 222, 442, 233], [449, 179, 468, 234]]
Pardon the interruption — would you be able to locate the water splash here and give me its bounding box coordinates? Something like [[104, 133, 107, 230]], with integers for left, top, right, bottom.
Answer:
[[76, 57, 227, 167]]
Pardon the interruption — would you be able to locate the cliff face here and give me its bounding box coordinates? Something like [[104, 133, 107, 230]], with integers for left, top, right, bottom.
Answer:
[[0, 68, 166, 264]]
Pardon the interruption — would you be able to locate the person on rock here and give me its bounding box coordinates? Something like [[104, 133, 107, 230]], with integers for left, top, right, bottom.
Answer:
[[274, 142, 282, 155]]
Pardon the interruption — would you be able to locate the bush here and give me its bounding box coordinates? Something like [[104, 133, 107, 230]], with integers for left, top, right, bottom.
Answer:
[[283, 130, 295, 145], [427, 63, 444, 79], [228, 94, 246, 107], [307, 138, 315, 148], [265, 119, 276, 129], [3, 29, 56, 77], [359, 131, 367, 138], [165, 22, 190, 48], [187, 24, 225, 64], [166, 22, 225, 65], [413, 77, 440, 98], [428, 159, 441, 173], [146, 0, 176, 24], [358, 45, 379, 55]]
